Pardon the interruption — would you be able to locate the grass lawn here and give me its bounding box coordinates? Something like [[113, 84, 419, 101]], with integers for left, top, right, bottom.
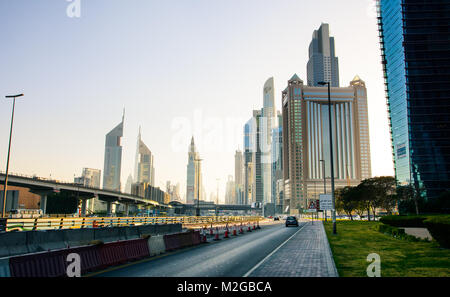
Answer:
[[324, 221, 450, 277]]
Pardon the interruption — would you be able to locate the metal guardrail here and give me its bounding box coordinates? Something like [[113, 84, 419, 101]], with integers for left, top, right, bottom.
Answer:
[[5, 216, 262, 232]]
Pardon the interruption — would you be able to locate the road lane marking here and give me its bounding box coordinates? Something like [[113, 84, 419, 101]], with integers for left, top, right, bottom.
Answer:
[[242, 223, 307, 277]]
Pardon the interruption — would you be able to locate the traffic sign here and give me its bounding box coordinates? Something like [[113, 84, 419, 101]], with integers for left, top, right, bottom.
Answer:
[[319, 194, 334, 210], [306, 200, 317, 213]]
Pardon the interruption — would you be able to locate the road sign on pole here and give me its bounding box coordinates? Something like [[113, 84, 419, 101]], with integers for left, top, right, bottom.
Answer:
[[319, 194, 334, 211], [306, 200, 317, 213]]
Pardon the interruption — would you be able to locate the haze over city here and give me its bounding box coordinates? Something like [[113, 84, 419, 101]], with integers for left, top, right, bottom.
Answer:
[[0, 0, 393, 202]]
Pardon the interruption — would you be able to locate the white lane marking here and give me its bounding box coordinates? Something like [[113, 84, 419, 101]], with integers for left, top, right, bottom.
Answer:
[[243, 223, 307, 277]]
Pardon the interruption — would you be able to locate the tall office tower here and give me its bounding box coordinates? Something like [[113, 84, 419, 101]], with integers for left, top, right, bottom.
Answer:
[[243, 118, 255, 205], [235, 150, 244, 204], [244, 110, 263, 205], [307, 23, 340, 87], [74, 168, 101, 188], [74, 168, 102, 214], [271, 111, 283, 211], [281, 74, 371, 214], [377, 0, 450, 200], [134, 128, 155, 186], [261, 77, 276, 206], [186, 137, 202, 204], [225, 175, 236, 205], [103, 113, 124, 191], [125, 174, 133, 194]]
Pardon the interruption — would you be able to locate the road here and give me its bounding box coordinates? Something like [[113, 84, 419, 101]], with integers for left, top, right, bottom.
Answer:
[[93, 221, 306, 277]]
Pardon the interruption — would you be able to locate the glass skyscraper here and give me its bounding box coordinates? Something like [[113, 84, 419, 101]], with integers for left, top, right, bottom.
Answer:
[[103, 113, 124, 192], [307, 23, 340, 87], [377, 0, 450, 199]]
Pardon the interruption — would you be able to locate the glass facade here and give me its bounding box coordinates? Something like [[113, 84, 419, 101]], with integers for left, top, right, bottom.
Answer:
[[378, 0, 450, 199]]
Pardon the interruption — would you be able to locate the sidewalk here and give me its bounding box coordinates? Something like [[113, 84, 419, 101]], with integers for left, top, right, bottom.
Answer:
[[247, 221, 339, 277]]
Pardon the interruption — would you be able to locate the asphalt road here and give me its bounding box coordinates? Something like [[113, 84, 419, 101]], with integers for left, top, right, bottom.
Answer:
[[93, 221, 305, 277]]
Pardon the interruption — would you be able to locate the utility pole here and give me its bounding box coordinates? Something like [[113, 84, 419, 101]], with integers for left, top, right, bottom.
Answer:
[[2, 94, 24, 218]]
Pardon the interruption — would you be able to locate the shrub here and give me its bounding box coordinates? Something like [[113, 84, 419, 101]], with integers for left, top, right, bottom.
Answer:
[[379, 215, 427, 227], [376, 223, 426, 242], [423, 217, 450, 249]]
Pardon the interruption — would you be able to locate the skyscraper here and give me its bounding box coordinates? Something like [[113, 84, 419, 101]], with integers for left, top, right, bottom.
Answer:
[[225, 175, 236, 205], [234, 150, 244, 204], [186, 137, 202, 204], [377, 0, 450, 200], [134, 128, 155, 186], [261, 77, 276, 206], [282, 74, 371, 214], [103, 113, 124, 191], [271, 112, 283, 211], [307, 23, 340, 87]]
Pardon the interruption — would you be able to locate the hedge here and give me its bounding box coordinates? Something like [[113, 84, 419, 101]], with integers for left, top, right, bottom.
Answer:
[[423, 217, 450, 249], [379, 215, 427, 227], [376, 224, 426, 242]]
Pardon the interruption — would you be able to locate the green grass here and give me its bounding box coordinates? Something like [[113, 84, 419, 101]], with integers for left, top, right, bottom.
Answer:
[[324, 221, 450, 277]]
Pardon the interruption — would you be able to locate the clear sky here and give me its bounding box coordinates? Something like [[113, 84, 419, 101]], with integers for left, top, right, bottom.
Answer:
[[0, 0, 393, 203]]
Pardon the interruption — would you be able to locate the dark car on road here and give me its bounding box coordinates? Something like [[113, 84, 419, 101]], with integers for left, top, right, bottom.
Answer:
[[285, 216, 299, 227]]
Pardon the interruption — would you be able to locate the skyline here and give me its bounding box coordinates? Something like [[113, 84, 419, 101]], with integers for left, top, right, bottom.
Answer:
[[0, 0, 393, 203]]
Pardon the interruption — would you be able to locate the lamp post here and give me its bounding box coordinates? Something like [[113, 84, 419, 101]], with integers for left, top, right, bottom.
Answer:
[[318, 81, 337, 235], [2, 94, 24, 218], [216, 178, 220, 219], [194, 158, 202, 216], [319, 159, 326, 221]]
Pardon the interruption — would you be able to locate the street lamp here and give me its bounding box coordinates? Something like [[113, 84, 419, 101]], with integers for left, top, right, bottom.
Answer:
[[194, 158, 203, 216], [2, 94, 24, 218], [319, 159, 327, 222], [318, 81, 337, 235]]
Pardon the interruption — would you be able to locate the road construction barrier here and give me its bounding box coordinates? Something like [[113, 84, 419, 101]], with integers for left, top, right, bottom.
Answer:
[[63, 228, 95, 248], [147, 235, 166, 256], [0, 257, 11, 277], [64, 245, 101, 275], [163, 233, 182, 251], [123, 238, 150, 262], [191, 230, 201, 245], [5, 216, 262, 232], [98, 241, 128, 268], [124, 226, 140, 240], [94, 227, 126, 243], [9, 249, 67, 277]]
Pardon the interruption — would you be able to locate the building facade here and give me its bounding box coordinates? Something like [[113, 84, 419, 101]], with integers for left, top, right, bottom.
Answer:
[[377, 0, 450, 199], [234, 150, 244, 204], [186, 137, 202, 204], [134, 128, 155, 186], [307, 23, 340, 87], [282, 74, 372, 214], [103, 113, 124, 192]]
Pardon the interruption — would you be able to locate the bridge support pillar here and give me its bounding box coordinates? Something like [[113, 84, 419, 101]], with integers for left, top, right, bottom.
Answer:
[[40, 194, 47, 214], [81, 199, 87, 217], [106, 201, 113, 217], [125, 204, 130, 216]]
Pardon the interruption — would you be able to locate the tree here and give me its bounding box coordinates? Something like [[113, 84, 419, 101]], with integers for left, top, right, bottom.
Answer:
[[357, 176, 396, 219], [396, 183, 425, 215], [335, 186, 358, 220]]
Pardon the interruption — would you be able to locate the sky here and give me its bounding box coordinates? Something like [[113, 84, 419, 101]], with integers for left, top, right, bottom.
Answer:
[[0, 0, 393, 203]]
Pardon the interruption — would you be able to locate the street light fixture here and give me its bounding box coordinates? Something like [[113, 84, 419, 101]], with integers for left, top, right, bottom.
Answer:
[[317, 81, 337, 235], [2, 94, 24, 218]]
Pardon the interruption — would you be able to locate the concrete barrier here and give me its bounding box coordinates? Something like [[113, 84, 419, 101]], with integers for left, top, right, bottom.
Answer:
[[0, 257, 11, 277], [0, 232, 29, 258], [94, 227, 126, 243], [26, 230, 67, 253], [137, 225, 156, 236], [169, 224, 182, 234], [63, 228, 95, 247], [147, 235, 166, 256], [125, 226, 140, 240]]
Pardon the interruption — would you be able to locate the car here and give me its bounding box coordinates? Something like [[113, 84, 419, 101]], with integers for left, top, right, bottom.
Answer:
[[285, 216, 299, 227], [274, 216, 280, 221]]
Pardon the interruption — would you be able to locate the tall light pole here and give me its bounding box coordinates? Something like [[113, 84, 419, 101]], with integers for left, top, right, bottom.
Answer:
[[216, 178, 220, 219], [318, 81, 337, 234], [2, 94, 24, 218], [319, 159, 326, 221], [194, 158, 203, 216]]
